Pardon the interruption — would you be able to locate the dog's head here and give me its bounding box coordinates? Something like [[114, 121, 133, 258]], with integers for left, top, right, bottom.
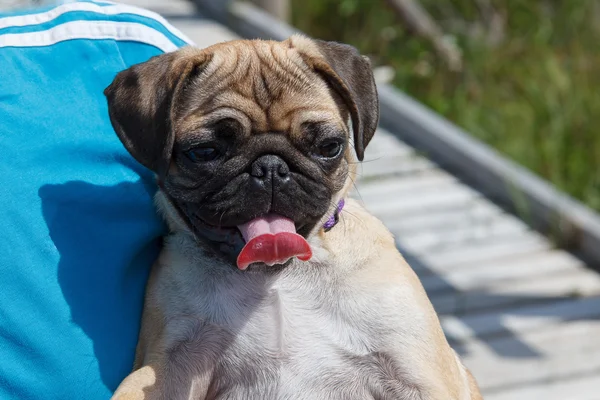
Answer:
[[105, 35, 378, 268]]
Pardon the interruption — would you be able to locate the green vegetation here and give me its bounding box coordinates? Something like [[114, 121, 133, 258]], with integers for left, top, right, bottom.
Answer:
[[292, 0, 600, 210]]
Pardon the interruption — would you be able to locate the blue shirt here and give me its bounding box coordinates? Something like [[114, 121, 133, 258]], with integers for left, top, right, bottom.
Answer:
[[0, 2, 189, 398]]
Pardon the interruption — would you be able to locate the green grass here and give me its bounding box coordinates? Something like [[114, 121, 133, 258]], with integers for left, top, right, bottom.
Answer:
[[292, 0, 600, 211]]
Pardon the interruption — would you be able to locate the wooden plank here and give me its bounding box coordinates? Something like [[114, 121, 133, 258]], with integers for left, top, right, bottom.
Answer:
[[355, 154, 435, 180], [359, 182, 479, 217], [394, 217, 527, 254], [123, 0, 197, 15], [485, 372, 600, 400], [419, 250, 584, 293], [364, 129, 415, 158], [355, 170, 457, 199], [442, 296, 600, 343], [382, 199, 501, 234], [412, 233, 550, 271], [361, 129, 437, 184], [170, 19, 239, 48], [398, 231, 550, 280], [461, 320, 600, 391], [358, 177, 553, 273], [431, 265, 600, 315]]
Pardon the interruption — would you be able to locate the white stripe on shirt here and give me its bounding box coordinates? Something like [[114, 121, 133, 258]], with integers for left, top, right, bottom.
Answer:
[[0, 1, 193, 45], [0, 19, 179, 51]]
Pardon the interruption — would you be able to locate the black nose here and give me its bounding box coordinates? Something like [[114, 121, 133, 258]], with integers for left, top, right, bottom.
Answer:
[[250, 155, 290, 185]]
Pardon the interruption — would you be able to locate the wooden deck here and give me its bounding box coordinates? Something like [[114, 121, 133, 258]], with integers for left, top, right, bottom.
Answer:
[[358, 129, 600, 399], [124, 1, 600, 398]]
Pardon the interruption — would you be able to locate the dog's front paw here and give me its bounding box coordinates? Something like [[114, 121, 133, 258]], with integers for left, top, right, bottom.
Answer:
[[112, 393, 146, 400], [111, 366, 158, 400]]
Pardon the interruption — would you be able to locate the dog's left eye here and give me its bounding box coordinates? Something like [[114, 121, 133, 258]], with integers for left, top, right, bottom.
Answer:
[[316, 140, 343, 158], [186, 147, 220, 162]]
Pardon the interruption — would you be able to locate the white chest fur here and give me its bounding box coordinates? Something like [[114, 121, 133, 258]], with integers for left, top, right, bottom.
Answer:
[[148, 232, 431, 399]]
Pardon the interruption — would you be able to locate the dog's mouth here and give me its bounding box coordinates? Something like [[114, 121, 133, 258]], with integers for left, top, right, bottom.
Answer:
[[177, 202, 312, 270], [236, 214, 312, 270]]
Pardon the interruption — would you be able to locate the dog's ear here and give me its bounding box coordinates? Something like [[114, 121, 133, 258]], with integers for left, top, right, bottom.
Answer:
[[292, 36, 379, 161], [104, 48, 211, 175]]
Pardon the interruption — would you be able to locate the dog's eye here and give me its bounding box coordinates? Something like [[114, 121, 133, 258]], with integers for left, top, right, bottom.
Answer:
[[317, 140, 343, 158], [186, 147, 220, 162]]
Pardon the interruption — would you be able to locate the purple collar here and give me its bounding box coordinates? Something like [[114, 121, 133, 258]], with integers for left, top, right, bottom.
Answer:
[[323, 199, 345, 232]]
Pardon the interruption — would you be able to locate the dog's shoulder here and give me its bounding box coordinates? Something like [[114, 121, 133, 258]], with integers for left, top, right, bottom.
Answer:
[[320, 198, 421, 289], [316, 199, 474, 399]]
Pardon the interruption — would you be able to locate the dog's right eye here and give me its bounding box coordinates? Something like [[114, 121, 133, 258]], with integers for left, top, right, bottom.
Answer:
[[185, 147, 220, 162]]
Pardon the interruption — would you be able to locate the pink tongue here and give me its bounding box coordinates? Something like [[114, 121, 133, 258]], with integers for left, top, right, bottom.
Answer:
[[236, 214, 312, 270]]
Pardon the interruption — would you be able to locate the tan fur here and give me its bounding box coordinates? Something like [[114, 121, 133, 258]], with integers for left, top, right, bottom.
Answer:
[[109, 35, 482, 400], [173, 39, 347, 140]]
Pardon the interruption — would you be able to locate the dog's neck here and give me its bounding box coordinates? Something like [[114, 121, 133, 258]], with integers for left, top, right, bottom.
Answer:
[[154, 188, 345, 266]]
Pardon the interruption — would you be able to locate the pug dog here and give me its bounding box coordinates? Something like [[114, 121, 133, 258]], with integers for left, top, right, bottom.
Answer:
[[105, 35, 482, 400]]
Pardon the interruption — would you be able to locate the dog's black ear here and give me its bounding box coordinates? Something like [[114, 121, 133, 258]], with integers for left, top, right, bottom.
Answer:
[[104, 48, 211, 175], [294, 36, 379, 161]]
